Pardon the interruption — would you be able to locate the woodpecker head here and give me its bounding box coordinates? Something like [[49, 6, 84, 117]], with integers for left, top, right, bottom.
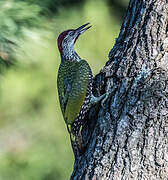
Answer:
[[57, 23, 91, 60]]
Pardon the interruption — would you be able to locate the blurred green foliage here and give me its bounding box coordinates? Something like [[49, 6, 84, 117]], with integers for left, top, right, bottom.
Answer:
[[16, 0, 85, 14], [0, 0, 128, 179], [0, 0, 41, 72]]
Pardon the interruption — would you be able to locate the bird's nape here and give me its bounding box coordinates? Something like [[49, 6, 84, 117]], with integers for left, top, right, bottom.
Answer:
[[57, 30, 72, 54]]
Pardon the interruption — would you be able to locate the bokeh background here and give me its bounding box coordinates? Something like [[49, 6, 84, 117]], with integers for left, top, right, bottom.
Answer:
[[0, 0, 128, 179]]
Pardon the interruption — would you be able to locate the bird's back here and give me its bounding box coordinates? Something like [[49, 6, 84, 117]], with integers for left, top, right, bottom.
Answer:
[[57, 59, 92, 126]]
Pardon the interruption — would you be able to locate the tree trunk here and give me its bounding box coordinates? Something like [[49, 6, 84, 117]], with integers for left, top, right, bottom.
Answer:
[[71, 0, 168, 179]]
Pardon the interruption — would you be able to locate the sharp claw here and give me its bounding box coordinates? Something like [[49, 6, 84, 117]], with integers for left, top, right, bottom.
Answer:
[[101, 94, 108, 108], [101, 90, 113, 108]]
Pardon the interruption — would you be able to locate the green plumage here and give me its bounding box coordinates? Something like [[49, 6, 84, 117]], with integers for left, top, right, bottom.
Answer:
[[57, 24, 105, 155], [57, 59, 91, 126]]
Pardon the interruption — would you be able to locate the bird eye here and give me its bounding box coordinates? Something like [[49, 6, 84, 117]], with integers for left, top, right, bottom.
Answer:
[[69, 32, 73, 36]]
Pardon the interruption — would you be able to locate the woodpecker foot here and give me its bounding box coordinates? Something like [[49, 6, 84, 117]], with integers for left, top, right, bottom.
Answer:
[[90, 93, 106, 106]]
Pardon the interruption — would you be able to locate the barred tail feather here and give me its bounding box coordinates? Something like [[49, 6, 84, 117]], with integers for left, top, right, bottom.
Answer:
[[67, 125, 85, 156]]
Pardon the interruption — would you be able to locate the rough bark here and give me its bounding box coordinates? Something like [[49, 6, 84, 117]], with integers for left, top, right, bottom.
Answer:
[[71, 0, 168, 179]]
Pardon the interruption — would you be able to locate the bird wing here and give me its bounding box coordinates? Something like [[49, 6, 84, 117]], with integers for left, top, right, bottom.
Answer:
[[57, 59, 92, 125]]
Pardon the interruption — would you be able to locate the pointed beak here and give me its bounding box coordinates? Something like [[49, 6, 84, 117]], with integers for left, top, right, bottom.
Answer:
[[75, 23, 92, 35]]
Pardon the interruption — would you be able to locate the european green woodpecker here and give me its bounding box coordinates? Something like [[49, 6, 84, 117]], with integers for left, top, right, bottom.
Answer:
[[57, 23, 105, 155]]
